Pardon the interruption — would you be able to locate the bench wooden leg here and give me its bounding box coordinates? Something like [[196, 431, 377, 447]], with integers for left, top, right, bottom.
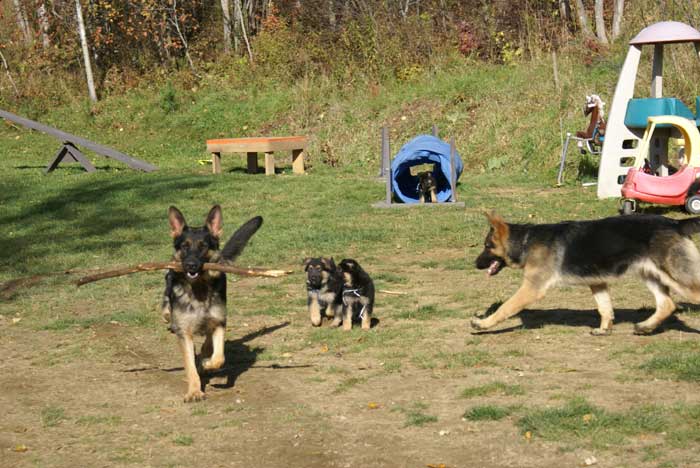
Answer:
[[246, 152, 259, 174], [292, 149, 305, 174], [212, 152, 222, 174], [264, 152, 275, 176]]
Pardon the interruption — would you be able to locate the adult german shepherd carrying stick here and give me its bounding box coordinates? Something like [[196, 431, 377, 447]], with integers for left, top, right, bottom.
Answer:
[[162, 205, 262, 402], [473, 212, 700, 335]]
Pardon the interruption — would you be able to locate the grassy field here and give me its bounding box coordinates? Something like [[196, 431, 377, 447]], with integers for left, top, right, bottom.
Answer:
[[3, 55, 700, 467]]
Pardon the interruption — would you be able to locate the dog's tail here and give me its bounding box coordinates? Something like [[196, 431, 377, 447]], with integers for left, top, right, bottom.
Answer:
[[220, 216, 263, 263], [678, 217, 700, 237]]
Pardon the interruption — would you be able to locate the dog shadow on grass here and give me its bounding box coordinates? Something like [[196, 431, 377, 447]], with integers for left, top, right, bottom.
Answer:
[[473, 302, 700, 335], [202, 321, 312, 391]]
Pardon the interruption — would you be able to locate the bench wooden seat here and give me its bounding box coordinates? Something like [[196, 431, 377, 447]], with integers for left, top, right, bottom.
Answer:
[[206, 136, 307, 175]]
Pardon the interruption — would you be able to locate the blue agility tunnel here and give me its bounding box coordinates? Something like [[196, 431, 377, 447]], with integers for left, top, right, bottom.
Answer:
[[390, 135, 464, 203]]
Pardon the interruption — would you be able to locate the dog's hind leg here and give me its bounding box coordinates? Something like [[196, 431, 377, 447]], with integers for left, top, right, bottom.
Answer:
[[471, 281, 546, 331], [342, 303, 353, 331], [634, 278, 676, 335], [179, 334, 205, 402], [202, 326, 226, 371], [360, 301, 372, 330], [590, 284, 614, 336]]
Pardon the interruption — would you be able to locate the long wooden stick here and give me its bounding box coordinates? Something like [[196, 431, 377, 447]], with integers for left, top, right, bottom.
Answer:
[[75, 262, 292, 287]]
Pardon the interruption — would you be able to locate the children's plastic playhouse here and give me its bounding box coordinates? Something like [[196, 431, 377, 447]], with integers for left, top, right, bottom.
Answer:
[[597, 21, 700, 199]]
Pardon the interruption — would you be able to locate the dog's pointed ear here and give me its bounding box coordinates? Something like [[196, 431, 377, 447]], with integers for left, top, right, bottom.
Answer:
[[303, 257, 312, 271], [484, 211, 509, 245], [321, 257, 336, 270], [168, 206, 186, 238], [205, 205, 223, 239]]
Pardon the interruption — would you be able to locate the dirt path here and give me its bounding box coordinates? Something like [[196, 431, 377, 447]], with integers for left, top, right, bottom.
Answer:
[[2, 250, 700, 467]]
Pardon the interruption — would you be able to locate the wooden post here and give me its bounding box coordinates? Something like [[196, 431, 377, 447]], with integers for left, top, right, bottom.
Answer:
[[265, 152, 275, 175], [246, 152, 258, 173], [432, 124, 438, 137], [292, 149, 305, 174], [385, 147, 392, 205], [449, 137, 457, 203], [212, 152, 222, 174], [379, 126, 390, 178]]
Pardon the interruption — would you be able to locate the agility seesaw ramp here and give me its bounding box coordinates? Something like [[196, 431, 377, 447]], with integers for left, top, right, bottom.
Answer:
[[0, 109, 157, 173]]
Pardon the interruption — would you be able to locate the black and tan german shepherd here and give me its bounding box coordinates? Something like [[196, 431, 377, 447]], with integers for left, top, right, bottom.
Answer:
[[473, 212, 700, 335], [162, 205, 262, 402], [303, 257, 343, 327], [338, 259, 375, 330]]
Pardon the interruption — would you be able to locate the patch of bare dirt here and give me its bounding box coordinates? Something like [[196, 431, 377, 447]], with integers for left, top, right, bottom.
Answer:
[[2, 249, 700, 467]]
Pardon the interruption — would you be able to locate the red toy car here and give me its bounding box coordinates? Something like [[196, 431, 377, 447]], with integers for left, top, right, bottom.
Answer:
[[619, 115, 700, 215]]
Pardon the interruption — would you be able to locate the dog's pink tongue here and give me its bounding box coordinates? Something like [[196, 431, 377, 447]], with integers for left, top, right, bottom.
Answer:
[[487, 260, 500, 276]]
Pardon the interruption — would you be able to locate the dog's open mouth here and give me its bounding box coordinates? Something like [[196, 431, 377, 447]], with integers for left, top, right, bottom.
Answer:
[[185, 271, 201, 281], [487, 260, 503, 276]]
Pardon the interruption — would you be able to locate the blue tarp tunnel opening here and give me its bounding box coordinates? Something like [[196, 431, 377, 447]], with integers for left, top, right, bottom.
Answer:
[[390, 135, 464, 203]]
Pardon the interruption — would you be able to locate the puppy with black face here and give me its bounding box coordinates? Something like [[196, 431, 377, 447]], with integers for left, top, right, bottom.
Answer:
[[303, 257, 343, 327], [162, 205, 262, 402], [338, 259, 375, 330], [418, 171, 438, 203]]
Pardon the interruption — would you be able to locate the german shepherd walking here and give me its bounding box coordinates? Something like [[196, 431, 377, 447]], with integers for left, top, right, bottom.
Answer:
[[473, 212, 700, 335], [162, 205, 262, 402], [304, 257, 343, 327]]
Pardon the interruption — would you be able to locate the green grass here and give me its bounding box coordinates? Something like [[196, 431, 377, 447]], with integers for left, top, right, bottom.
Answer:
[[460, 381, 525, 399], [173, 435, 194, 446], [392, 402, 438, 427], [517, 397, 667, 448], [395, 304, 461, 320], [41, 406, 67, 428], [638, 342, 700, 382], [463, 405, 512, 421], [75, 415, 122, 426]]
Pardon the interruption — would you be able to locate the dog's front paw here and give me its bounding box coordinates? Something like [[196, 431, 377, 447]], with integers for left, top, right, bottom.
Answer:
[[201, 357, 225, 371], [184, 389, 206, 403], [161, 307, 171, 324], [470, 317, 487, 331], [591, 327, 612, 336], [330, 319, 342, 328]]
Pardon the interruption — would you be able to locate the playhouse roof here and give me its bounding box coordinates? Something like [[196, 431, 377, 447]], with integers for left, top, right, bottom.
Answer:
[[629, 21, 700, 45]]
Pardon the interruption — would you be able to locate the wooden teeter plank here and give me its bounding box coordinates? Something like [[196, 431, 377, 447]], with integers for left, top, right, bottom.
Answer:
[[0, 109, 157, 172]]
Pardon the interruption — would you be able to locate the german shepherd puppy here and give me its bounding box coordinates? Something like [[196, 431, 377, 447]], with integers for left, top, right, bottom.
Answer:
[[338, 259, 375, 330], [418, 171, 438, 203], [162, 205, 262, 402], [473, 212, 700, 335], [304, 257, 343, 327]]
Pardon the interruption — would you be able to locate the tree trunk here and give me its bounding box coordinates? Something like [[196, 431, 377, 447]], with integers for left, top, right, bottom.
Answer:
[[235, 0, 253, 63], [328, 0, 336, 30], [233, 0, 242, 52], [75, 0, 97, 102], [611, 0, 624, 40], [220, 0, 232, 54], [37, 2, 51, 49], [12, 0, 33, 45], [573, 0, 594, 39], [594, 0, 608, 44]]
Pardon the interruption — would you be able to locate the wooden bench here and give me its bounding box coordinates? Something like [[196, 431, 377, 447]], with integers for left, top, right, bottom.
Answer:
[[206, 136, 307, 175]]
